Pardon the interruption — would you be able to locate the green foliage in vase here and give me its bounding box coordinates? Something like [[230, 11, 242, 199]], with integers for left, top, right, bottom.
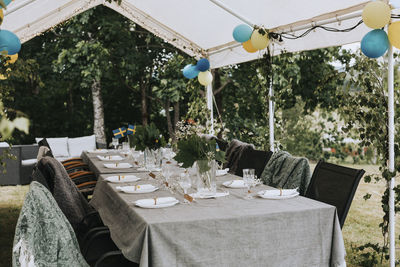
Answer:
[[130, 123, 165, 151], [174, 135, 225, 172]]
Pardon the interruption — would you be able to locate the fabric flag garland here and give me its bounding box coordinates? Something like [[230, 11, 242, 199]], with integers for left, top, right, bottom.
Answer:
[[113, 127, 127, 139], [127, 124, 136, 135]]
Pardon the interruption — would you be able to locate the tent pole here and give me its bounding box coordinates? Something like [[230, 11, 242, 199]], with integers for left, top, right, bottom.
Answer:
[[269, 81, 274, 152], [208, 0, 254, 27], [388, 45, 396, 267], [207, 84, 214, 135]]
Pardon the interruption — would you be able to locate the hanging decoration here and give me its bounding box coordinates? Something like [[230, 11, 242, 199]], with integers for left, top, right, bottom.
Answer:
[[0, 0, 20, 80], [0, 30, 21, 55], [360, 1, 392, 58], [182, 58, 213, 86], [250, 29, 269, 50], [232, 24, 252, 43], [362, 1, 391, 29], [361, 29, 389, 58], [388, 21, 400, 49]]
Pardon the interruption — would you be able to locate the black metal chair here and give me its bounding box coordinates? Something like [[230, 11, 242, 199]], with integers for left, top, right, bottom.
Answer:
[[305, 160, 365, 228], [235, 148, 273, 178]]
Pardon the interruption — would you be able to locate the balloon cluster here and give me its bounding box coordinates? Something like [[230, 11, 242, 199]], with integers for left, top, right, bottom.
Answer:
[[182, 58, 213, 86], [0, 0, 20, 80], [361, 1, 393, 58], [232, 24, 269, 53]]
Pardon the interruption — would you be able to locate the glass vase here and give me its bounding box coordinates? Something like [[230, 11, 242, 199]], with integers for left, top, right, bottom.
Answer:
[[144, 148, 162, 171], [195, 159, 216, 195]]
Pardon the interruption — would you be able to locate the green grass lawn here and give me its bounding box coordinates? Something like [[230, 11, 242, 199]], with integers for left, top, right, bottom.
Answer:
[[0, 164, 398, 266]]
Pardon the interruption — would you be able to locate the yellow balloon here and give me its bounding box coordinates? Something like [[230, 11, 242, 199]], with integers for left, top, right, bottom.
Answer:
[[362, 1, 391, 29], [242, 40, 257, 53], [0, 9, 3, 24], [7, 53, 17, 64], [198, 71, 213, 86], [250, 29, 269, 50], [388, 21, 400, 49]]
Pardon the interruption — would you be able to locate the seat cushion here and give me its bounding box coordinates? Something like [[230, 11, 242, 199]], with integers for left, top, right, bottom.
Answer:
[[36, 137, 69, 158], [0, 142, 9, 147], [68, 135, 96, 158], [21, 158, 37, 166]]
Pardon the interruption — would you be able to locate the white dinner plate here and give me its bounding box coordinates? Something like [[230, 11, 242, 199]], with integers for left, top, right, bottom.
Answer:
[[134, 197, 179, 208], [257, 189, 299, 200], [105, 175, 140, 183], [222, 180, 246, 188], [97, 155, 124, 161], [116, 184, 158, 194], [216, 168, 229, 176], [104, 163, 133, 169], [87, 149, 108, 153]]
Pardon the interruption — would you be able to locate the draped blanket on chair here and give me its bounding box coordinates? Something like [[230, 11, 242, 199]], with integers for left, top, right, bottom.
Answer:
[[13, 181, 88, 267], [260, 151, 311, 196]]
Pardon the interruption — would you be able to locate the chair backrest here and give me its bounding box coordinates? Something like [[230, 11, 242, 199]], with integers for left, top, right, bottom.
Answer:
[[13, 181, 88, 266], [235, 149, 273, 177], [305, 160, 365, 228]]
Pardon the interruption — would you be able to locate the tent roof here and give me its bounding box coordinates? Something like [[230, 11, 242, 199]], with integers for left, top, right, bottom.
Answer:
[[3, 0, 372, 68]]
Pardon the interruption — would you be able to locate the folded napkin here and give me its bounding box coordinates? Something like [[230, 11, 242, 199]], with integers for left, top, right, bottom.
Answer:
[[105, 175, 140, 183], [190, 191, 229, 199], [104, 163, 132, 169], [135, 197, 178, 206], [116, 184, 156, 192], [137, 167, 161, 172], [259, 188, 298, 197], [223, 180, 245, 188], [97, 155, 123, 161], [216, 168, 229, 176]]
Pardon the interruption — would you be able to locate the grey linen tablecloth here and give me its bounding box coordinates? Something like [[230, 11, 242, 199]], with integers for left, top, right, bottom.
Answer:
[[90, 171, 346, 267], [81, 151, 143, 176]]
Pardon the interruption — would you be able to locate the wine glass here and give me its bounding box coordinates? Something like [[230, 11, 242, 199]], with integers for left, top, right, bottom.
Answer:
[[243, 168, 255, 199], [162, 163, 172, 187], [111, 138, 119, 150], [179, 173, 192, 204]]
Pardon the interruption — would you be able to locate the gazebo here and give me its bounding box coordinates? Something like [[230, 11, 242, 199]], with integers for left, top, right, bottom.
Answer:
[[3, 0, 396, 265]]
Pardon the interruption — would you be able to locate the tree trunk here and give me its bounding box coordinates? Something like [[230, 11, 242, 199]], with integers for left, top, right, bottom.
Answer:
[[165, 100, 175, 143], [141, 81, 148, 126], [173, 101, 180, 131], [91, 79, 106, 146]]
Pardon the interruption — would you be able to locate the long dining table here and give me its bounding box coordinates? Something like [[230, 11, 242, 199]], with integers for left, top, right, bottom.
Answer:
[[82, 150, 346, 267]]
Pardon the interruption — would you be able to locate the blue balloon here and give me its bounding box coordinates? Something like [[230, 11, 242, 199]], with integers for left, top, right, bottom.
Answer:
[[0, 30, 21, 55], [361, 29, 389, 58], [3, 0, 12, 6], [196, 58, 210, 72], [232, 24, 253, 43], [182, 64, 199, 79]]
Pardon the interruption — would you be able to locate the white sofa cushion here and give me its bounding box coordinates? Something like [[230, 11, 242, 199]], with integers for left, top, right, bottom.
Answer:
[[68, 135, 96, 158], [0, 142, 9, 147], [36, 137, 69, 158], [21, 158, 37, 166]]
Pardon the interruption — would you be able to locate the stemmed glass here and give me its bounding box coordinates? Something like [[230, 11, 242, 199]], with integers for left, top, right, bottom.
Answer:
[[162, 163, 172, 187], [111, 138, 119, 150], [243, 168, 255, 199], [179, 173, 192, 204]]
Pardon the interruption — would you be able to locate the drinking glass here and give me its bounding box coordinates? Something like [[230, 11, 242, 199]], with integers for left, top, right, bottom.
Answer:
[[122, 141, 129, 152], [242, 168, 255, 199], [162, 163, 172, 186], [179, 173, 192, 204], [111, 138, 119, 150]]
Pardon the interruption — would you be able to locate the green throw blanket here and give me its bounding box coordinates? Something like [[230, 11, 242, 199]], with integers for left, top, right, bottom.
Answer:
[[13, 181, 88, 267], [260, 151, 311, 196]]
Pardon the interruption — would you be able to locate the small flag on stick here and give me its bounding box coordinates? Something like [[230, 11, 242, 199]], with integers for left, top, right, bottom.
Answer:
[[112, 127, 127, 139]]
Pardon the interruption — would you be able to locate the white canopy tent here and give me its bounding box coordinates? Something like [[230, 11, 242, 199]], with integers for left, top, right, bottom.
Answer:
[[1, 0, 396, 265]]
